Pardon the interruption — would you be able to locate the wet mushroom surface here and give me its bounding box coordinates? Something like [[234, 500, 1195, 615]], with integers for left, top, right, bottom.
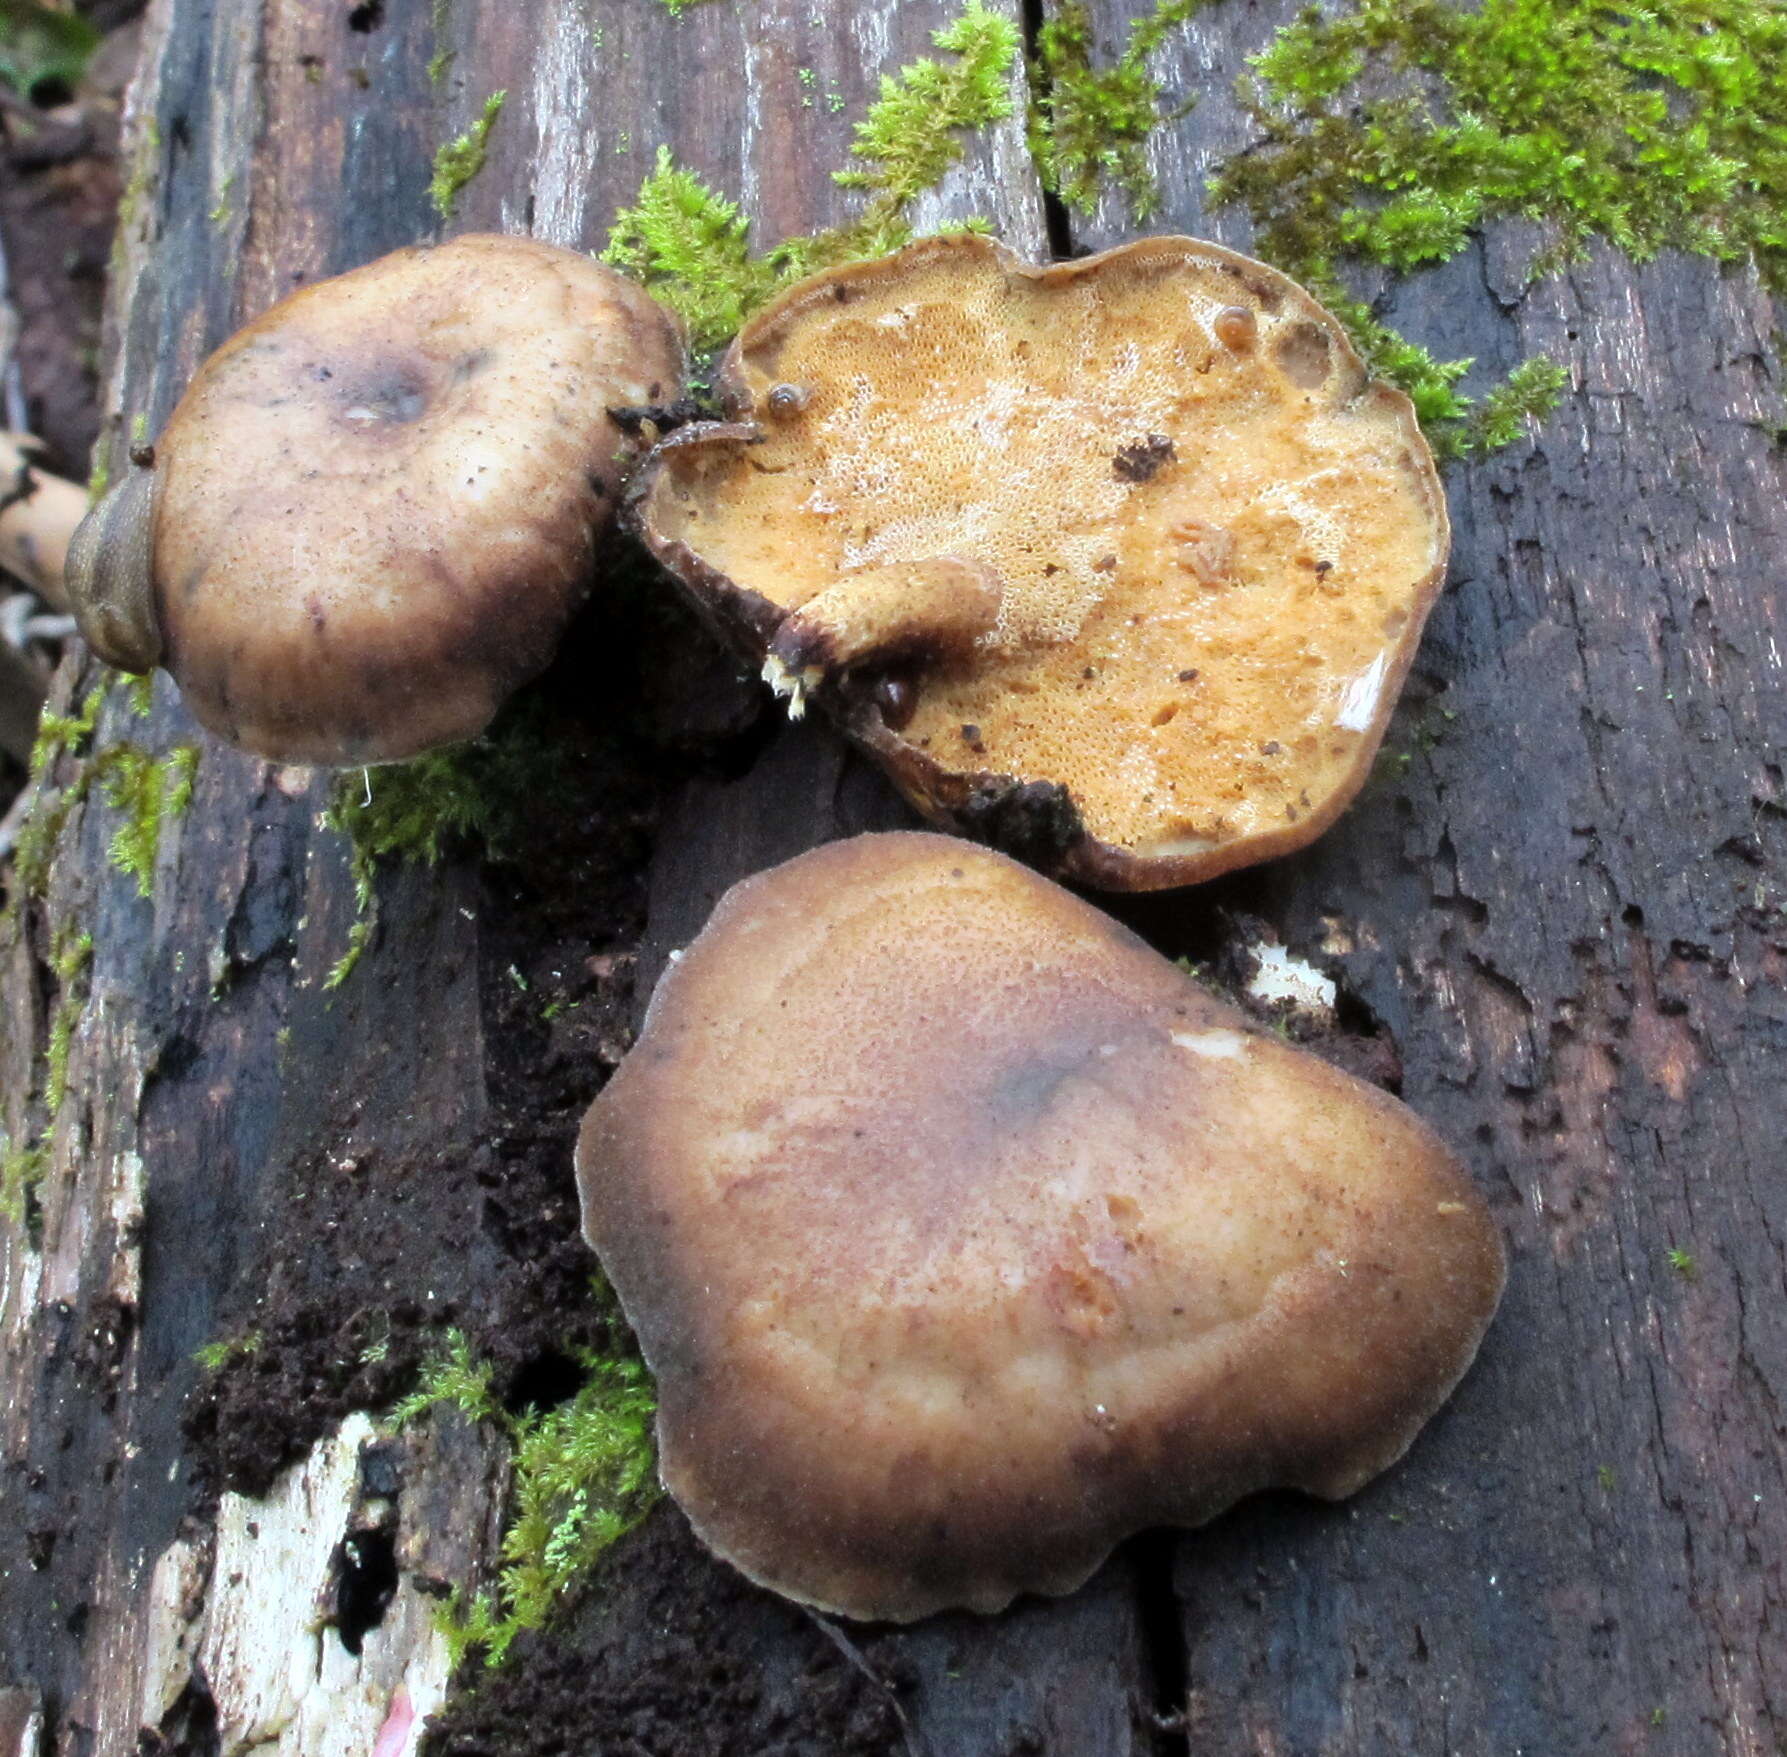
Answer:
[[67, 233, 683, 765], [576, 832, 1506, 1623], [634, 234, 1449, 890]]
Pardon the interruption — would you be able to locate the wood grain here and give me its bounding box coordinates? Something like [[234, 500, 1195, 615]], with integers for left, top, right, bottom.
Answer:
[[3, 0, 1780, 1751], [0, 3, 1144, 1753], [1074, 2, 1787, 1749]]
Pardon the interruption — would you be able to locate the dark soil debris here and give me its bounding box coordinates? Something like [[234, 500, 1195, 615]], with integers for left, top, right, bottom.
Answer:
[[1112, 434, 1175, 484], [421, 1504, 904, 1757], [183, 547, 762, 1502]]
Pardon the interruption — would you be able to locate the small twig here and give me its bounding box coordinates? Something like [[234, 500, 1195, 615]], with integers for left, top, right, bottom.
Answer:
[[1, 592, 72, 651], [799, 1607, 926, 1757]]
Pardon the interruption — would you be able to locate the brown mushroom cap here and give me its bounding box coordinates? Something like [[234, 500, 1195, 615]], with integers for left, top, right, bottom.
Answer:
[[632, 235, 1448, 889], [577, 832, 1505, 1622], [67, 234, 682, 765]]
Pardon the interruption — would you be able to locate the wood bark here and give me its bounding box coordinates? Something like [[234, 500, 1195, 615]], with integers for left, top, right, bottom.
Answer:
[[2, 1, 1784, 1754]]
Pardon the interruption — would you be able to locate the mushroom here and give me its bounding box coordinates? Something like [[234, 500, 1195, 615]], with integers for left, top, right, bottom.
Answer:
[[577, 832, 1505, 1622], [67, 234, 683, 764], [632, 234, 1448, 889]]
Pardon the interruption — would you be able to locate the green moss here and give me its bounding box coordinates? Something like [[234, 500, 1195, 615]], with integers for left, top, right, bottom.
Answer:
[[42, 926, 93, 1120], [603, 1, 1020, 355], [395, 1330, 658, 1668], [207, 171, 234, 227], [1029, 0, 1207, 219], [195, 1328, 263, 1372], [1203, 0, 1787, 453], [1223, 0, 1787, 289], [654, 0, 725, 13], [833, 2, 1019, 223], [11, 682, 109, 902], [1667, 1245, 1698, 1279], [428, 90, 506, 221], [0, 1139, 47, 1229], [99, 744, 199, 898], [427, 0, 455, 84], [1290, 279, 1570, 461], [110, 116, 162, 283], [322, 713, 548, 990], [601, 150, 780, 358], [1, 923, 94, 1233], [323, 748, 493, 991], [9, 678, 199, 913]]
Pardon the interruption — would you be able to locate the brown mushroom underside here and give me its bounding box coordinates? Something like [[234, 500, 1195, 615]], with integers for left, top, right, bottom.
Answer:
[[633, 234, 1449, 891], [70, 233, 683, 765], [577, 833, 1506, 1622]]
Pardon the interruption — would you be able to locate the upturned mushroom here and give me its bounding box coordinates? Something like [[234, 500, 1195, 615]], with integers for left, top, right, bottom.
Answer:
[[632, 234, 1448, 889], [67, 233, 682, 765], [577, 832, 1505, 1622]]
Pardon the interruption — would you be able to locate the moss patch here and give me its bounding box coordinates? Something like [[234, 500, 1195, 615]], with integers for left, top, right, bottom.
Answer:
[[1029, 0, 1208, 220], [0, 1138, 46, 1232], [394, 1327, 658, 1668], [427, 0, 454, 84], [9, 677, 201, 910], [1223, 0, 1787, 288], [429, 90, 505, 221], [100, 744, 199, 898], [207, 171, 235, 228], [108, 115, 161, 293], [2, 675, 199, 1223], [322, 706, 558, 990], [603, 1, 1020, 354], [195, 1328, 264, 1372], [1024, 0, 1786, 459], [10, 681, 108, 902], [0, 923, 94, 1234], [1204, 0, 1787, 453]]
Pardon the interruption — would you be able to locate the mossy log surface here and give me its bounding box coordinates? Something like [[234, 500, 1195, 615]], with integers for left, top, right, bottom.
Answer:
[[1, 0, 1783, 1753]]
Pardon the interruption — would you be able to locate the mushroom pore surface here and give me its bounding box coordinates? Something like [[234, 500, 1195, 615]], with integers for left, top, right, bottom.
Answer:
[[577, 833, 1505, 1622], [70, 234, 682, 764], [635, 236, 1447, 890]]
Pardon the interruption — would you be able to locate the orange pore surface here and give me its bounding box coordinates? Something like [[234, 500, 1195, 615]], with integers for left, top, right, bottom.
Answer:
[[658, 239, 1446, 857]]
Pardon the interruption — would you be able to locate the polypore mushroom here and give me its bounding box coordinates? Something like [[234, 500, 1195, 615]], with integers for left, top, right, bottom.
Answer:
[[577, 832, 1505, 1622], [632, 235, 1448, 889], [67, 234, 682, 764]]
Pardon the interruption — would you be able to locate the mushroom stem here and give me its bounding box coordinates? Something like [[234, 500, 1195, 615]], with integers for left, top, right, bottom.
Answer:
[[0, 434, 83, 611], [768, 556, 1004, 677]]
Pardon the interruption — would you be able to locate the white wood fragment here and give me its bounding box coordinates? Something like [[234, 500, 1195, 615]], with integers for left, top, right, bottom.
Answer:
[[189, 1413, 455, 1757], [1246, 944, 1338, 1018]]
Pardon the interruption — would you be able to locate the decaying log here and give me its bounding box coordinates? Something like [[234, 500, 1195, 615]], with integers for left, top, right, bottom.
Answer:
[[1, 0, 1783, 1753]]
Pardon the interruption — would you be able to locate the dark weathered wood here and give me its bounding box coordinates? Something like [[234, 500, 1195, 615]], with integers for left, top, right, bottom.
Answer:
[[1072, 3, 1787, 1750], [0, 3, 1151, 1753]]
